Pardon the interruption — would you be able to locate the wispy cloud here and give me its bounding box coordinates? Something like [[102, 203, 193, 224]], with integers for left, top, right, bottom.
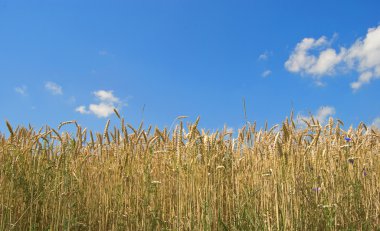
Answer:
[[76, 90, 126, 118], [14, 85, 28, 96], [261, 70, 272, 78], [258, 51, 271, 61], [314, 80, 326, 87], [98, 50, 108, 56], [285, 25, 380, 90], [45, 81, 63, 95], [297, 106, 336, 126]]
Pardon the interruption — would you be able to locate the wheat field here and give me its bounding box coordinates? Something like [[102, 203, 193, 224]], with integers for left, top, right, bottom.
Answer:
[[1, 112, 379, 230]]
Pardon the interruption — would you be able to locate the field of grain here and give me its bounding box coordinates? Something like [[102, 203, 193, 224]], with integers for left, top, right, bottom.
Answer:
[[1, 113, 379, 230]]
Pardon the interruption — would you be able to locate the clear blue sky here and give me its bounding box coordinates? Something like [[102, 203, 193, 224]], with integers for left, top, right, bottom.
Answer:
[[1, 0, 380, 133]]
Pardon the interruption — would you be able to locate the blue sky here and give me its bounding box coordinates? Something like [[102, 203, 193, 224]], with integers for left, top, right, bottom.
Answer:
[[1, 0, 380, 133]]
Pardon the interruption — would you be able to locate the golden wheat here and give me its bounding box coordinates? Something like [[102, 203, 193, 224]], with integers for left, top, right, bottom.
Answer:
[[0, 116, 379, 230]]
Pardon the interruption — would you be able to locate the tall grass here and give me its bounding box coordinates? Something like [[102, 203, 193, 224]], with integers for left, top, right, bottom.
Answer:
[[0, 114, 379, 230]]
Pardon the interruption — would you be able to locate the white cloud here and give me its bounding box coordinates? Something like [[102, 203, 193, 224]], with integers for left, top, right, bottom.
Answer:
[[297, 106, 336, 126], [45, 81, 63, 95], [93, 90, 119, 103], [285, 36, 345, 76], [309, 48, 345, 75], [315, 106, 336, 124], [258, 51, 269, 61], [14, 85, 27, 96], [350, 71, 373, 90], [346, 26, 380, 90], [372, 117, 380, 128], [88, 103, 115, 118], [285, 25, 380, 90], [262, 70, 272, 78], [75, 105, 89, 114], [76, 90, 125, 118]]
